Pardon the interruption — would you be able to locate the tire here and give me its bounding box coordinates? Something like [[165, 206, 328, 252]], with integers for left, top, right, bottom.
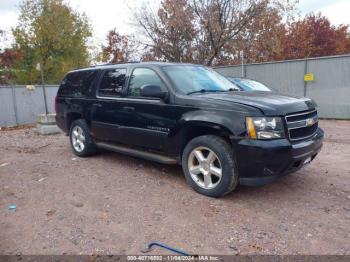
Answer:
[[182, 135, 238, 197], [69, 119, 96, 157]]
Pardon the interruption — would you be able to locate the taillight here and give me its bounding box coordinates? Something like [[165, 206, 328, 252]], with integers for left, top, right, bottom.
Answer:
[[54, 95, 58, 114]]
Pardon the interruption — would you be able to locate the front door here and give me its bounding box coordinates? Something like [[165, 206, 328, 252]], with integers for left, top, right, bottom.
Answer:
[[119, 67, 176, 151]]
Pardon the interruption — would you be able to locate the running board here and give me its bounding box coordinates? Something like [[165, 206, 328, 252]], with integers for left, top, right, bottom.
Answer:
[[96, 142, 177, 164]]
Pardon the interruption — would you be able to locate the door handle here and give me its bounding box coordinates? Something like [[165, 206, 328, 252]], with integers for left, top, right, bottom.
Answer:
[[123, 106, 135, 112], [92, 103, 102, 107]]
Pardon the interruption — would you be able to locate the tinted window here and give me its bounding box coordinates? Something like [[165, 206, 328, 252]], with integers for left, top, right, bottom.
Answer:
[[58, 70, 97, 97], [128, 68, 164, 97], [98, 68, 127, 97]]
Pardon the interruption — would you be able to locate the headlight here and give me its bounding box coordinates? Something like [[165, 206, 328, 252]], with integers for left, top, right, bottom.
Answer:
[[246, 117, 285, 139]]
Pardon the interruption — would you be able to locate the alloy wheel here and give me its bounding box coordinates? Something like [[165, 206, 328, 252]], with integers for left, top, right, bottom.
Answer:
[[71, 126, 86, 153], [188, 146, 222, 189]]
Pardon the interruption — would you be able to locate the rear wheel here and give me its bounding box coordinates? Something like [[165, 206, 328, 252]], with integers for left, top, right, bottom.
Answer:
[[69, 119, 96, 157], [182, 135, 238, 197]]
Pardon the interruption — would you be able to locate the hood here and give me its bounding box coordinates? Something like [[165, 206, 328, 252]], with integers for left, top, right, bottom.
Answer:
[[198, 91, 316, 116]]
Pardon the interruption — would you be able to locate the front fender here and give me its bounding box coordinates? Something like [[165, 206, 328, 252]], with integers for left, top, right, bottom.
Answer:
[[172, 110, 246, 138], [165, 110, 248, 158]]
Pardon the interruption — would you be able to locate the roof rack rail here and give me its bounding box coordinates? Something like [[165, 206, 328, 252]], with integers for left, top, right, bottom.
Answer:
[[104, 61, 140, 65], [72, 61, 141, 71]]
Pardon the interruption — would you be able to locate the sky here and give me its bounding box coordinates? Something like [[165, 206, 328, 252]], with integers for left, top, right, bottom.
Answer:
[[1, 0, 350, 50]]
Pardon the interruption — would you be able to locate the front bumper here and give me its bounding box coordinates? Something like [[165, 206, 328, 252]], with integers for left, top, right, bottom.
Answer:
[[233, 128, 324, 186]]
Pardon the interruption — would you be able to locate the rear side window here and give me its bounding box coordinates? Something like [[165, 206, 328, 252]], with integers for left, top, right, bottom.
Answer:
[[98, 68, 127, 97], [58, 70, 97, 97]]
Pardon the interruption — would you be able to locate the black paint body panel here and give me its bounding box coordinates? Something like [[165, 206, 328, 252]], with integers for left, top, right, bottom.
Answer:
[[55, 62, 324, 185]]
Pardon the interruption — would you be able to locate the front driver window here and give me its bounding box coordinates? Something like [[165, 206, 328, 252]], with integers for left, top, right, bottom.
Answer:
[[128, 68, 165, 97]]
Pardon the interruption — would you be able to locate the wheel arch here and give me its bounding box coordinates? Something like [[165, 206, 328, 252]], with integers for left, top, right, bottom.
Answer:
[[172, 120, 236, 159], [66, 112, 83, 132]]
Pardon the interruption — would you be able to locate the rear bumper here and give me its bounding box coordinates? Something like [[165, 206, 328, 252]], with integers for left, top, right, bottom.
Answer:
[[233, 128, 324, 186], [55, 114, 68, 134]]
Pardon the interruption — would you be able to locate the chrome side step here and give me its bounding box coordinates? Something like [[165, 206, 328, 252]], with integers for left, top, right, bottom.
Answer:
[[96, 142, 177, 164]]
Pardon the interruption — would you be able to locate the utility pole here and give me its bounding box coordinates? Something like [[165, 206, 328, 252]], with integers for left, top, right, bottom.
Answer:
[[40, 59, 48, 114]]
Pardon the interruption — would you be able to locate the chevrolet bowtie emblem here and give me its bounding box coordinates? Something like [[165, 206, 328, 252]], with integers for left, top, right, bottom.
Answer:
[[306, 118, 316, 126]]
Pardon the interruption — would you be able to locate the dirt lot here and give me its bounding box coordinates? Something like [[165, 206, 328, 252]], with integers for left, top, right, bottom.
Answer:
[[0, 120, 349, 255]]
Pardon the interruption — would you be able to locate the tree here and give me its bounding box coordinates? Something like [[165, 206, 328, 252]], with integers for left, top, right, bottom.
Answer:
[[12, 0, 92, 84], [100, 29, 136, 63], [0, 48, 23, 67], [221, 5, 287, 65], [135, 0, 196, 62], [0, 48, 24, 84], [135, 0, 296, 65], [190, 0, 272, 65], [0, 29, 4, 45], [281, 13, 350, 59], [1, 29, 24, 84], [0, 29, 8, 52]]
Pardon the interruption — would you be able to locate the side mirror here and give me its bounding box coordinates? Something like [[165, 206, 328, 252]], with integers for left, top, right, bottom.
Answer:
[[140, 84, 168, 99]]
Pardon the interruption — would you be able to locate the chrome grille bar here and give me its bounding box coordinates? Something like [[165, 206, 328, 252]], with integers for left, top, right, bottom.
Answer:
[[285, 110, 318, 141]]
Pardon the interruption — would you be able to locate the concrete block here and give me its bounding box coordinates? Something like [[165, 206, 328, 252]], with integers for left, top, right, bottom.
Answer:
[[37, 113, 56, 124], [36, 123, 61, 135]]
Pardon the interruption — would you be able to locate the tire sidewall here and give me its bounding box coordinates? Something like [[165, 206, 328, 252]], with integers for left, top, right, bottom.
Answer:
[[182, 136, 238, 197], [69, 119, 94, 157]]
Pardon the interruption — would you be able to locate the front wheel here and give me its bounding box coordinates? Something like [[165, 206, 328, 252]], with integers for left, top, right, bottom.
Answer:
[[182, 135, 238, 197]]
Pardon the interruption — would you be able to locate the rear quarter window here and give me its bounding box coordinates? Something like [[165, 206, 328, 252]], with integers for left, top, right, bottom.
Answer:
[[58, 70, 97, 97]]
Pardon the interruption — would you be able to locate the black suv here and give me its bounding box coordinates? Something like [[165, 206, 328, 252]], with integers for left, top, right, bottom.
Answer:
[[55, 62, 323, 197]]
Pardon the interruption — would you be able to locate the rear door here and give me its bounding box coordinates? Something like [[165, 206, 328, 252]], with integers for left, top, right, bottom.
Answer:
[[90, 67, 128, 142]]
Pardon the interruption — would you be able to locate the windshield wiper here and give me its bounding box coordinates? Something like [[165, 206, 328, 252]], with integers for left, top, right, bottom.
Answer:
[[227, 87, 240, 92], [187, 89, 226, 95]]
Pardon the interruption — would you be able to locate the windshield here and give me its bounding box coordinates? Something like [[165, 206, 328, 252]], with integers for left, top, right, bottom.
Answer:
[[163, 65, 239, 94], [234, 78, 271, 92]]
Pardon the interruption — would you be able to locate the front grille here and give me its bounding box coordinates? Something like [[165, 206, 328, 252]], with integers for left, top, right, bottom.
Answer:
[[285, 110, 318, 141]]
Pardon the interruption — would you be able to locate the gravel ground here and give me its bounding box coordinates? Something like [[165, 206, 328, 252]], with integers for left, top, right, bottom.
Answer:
[[0, 120, 349, 255]]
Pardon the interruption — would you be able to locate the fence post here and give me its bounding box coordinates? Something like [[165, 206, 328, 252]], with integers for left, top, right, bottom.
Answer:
[[303, 58, 308, 97], [239, 64, 247, 78], [11, 86, 19, 125], [240, 50, 246, 78], [42, 85, 48, 114]]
